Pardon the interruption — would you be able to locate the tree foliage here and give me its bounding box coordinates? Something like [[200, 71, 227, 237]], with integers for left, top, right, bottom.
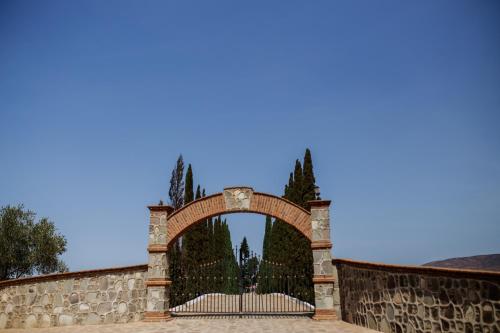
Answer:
[[0, 205, 67, 280], [258, 148, 317, 303], [184, 164, 194, 204], [167, 152, 318, 303], [168, 154, 185, 210], [168, 159, 239, 304]]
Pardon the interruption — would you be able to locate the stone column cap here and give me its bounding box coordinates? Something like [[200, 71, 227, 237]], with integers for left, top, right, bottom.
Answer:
[[148, 205, 175, 215], [307, 200, 332, 208], [223, 186, 254, 190]]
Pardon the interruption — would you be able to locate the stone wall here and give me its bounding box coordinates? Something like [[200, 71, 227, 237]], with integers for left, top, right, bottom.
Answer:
[[334, 259, 500, 333], [0, 264, 148, 329]]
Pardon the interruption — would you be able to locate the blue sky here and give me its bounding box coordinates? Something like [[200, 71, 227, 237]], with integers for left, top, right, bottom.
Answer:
[[1, 1, 499, 271]]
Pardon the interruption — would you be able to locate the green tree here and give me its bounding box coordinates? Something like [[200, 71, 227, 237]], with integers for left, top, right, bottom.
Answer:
[[291, 159, 304, 205], [184, 164, 194, 204], [258, 149, 317, 303], [262, 216, 272, 261], [168, 154, 185, 210], [168, 240, 183, 306], [222, 222, 238, 294], [0, 205, 67, 280], [302, 148, 316, 205], [239, 237, 249, 263], [167, 156, 185, 305]]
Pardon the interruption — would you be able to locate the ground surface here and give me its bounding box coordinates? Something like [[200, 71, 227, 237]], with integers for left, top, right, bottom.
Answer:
[[171, 293, 314, 313], [3, 317, 379, 333]]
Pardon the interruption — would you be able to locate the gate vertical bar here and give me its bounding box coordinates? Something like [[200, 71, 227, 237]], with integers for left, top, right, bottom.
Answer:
[[145, 204, 174, 321]]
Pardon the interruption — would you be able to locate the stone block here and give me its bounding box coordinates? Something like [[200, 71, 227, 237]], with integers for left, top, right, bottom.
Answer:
[[313, 250, 334, 275], [223, 187, 253, 210], [24, 314, 37, 329], [83, 312, 101, 325], [58, 314, 74, 326]]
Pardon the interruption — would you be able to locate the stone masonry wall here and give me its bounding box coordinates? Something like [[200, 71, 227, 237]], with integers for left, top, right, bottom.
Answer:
[[334, 259, 500, 333], [0, 265, 148, 329]]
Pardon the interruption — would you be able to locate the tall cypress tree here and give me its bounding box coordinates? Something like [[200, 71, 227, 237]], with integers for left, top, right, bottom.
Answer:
[[193, 185, 204, 261], [167, 155, 185, 306], [239, 237, 249, 263], [169, 155, 185, 210], [302, 148, 316, 205], [181, 164, 196, 297], [195, 185, 201, 199], [184, 164, 194, 204], [284, 173, 293, 199], [222, 222, 238, 293], [259, 149, 317, 303], [212, 216, 225, 291], [262, 216, 272, 261], [200, 188, 210, 265], [169, 240, 183, 306], [291, 159, 303, 205]]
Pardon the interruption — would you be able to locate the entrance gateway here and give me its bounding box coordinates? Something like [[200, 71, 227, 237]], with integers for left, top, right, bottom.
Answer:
[[143, 187, 339, 320]]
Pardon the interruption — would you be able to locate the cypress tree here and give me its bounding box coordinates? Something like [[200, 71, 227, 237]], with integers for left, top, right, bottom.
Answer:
[[302, 148, 316, 206], [262, 216, 272, 260], [184, 164, 194, 204], [291, 159, 303, 205], [239, 237, 249, 263], [213, 216, 223, 291], [167, 155, 184, 305], [193, 185, 204, 261], [257, 216, 274, 293], [181, 164, 196, 297], [169, 240, 182, 306], [208, 217, 214, 263], [195, 185, 201, 199], [169, 155, 185, 210], [260, 150, 317, 303], [222, 222, 238, 293], [239, 237, 252, 290], [285, 173, 293, 200]]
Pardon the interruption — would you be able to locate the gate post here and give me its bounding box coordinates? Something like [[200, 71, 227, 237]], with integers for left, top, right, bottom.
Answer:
[[144, 205, 174, 322], [309, 200, 339, 320]]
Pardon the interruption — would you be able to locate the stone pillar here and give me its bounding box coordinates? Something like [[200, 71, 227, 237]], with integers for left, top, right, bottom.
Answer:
[[144, 205, 174, 322], [309, 200, 339, 320]]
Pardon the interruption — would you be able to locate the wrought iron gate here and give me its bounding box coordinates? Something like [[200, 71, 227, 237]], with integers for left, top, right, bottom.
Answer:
[[169, 248, 314, 316]]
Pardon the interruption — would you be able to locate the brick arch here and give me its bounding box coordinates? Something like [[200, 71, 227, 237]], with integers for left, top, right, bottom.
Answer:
[[165, 187, 311, 248]]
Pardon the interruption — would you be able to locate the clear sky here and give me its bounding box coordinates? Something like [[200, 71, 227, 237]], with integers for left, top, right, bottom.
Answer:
[[1, 1, 499, 271]]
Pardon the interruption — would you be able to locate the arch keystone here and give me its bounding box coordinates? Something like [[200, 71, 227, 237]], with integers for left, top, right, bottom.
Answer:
[[223, 186, 254, 211]]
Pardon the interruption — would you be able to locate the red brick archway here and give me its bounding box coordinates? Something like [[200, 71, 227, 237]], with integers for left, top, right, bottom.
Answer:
[[145, 186, 338, 321], [165, 188, 312, 248]]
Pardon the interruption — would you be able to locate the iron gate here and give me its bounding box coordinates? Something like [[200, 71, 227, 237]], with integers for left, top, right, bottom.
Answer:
[[169, 248, 314, 316]]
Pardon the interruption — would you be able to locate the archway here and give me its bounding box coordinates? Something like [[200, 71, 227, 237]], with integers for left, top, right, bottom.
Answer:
[[143, 187, 338, 321]]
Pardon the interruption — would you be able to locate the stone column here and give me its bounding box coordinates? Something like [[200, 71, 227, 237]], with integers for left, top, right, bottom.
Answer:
[[144, 205, 174, 322], [309, 200, 339, 320]]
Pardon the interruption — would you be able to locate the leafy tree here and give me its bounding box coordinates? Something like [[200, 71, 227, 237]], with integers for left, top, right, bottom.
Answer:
[[168, 154, 184, 210], [0, 205, 67, 280]]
